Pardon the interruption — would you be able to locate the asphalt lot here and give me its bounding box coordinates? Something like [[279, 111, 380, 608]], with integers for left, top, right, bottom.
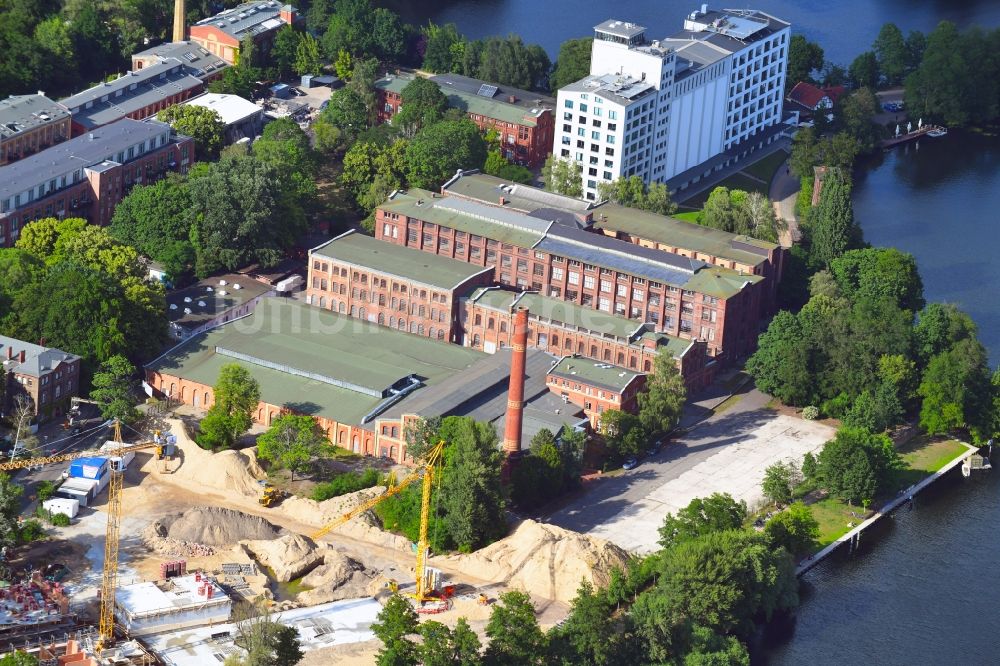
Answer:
[[545, 389, 836, 554]]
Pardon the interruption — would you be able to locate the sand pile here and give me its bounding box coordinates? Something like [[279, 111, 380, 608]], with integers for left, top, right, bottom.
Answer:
[[164, 417, 266, 497], [439, 520, 631, 603], [298, 551, 375, 605], [240, 534, 324, 582], [143, 507, 284, 557], [280, 488, 412, 552]]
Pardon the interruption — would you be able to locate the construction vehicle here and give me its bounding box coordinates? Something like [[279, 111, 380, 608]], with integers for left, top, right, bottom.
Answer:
[[0, 419, 167, 651], [310, 441, 446, 605], [258, 482, 287, 507]]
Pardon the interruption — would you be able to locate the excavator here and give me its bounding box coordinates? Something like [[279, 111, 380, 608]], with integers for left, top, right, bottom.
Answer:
[[309, 440, 449, 606], [0, 419, 167, 652]]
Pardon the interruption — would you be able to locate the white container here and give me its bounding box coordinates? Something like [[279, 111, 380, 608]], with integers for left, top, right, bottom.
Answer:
[[43, 497, 79, 519]]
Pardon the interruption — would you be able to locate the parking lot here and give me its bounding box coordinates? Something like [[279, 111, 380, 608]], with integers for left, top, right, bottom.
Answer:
[[546, 390, 837, 554]]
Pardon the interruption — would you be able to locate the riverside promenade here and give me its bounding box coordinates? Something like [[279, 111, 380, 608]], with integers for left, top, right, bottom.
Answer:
[[796, 442, 982, 576]]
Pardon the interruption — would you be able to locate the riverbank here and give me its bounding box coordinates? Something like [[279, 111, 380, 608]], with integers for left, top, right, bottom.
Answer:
[[797, 439, 983, 576]]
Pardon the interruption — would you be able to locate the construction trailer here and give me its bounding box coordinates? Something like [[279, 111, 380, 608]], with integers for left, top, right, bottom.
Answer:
[[114, 574, 232, 637], [98, 441, 137, 469], [42, 497, 80, 519]]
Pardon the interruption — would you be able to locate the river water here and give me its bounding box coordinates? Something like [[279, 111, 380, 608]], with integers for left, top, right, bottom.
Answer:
[[401, 1, 1000, 662]]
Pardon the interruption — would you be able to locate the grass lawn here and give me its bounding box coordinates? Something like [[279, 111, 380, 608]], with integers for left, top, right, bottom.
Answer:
[[741, 149, 788, 184], [682, 173, 768, 207], [811, 497, 866, 547], [898, 437, 967, 473], [712, 392, 744, 416], [674, 211, 701, 222]]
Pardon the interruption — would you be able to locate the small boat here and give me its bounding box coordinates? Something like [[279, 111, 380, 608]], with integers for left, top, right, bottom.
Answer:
[[927, 127, 948, 138]]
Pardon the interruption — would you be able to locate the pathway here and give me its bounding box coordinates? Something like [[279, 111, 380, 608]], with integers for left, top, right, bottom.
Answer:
[[675, 137, 791, 206], [769, 156, 800, 248]]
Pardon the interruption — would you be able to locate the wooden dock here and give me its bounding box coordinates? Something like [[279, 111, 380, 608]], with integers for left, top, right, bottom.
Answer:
[[880, 125, 946, 148], [796, 442, 982, 577]]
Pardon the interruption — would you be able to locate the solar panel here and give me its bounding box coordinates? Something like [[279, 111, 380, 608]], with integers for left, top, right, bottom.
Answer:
[[477, 84, 498, 98]]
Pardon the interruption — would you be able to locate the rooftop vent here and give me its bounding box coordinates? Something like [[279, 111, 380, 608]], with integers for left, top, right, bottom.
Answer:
[[232, 283, 241, 290], [183, 307, 192, 314], [197, 300, 206, 307], [169, 304, 178, 310], [183, 296, 192, 303], [218, 290, 227, 296], [219, 279, 228, 286]]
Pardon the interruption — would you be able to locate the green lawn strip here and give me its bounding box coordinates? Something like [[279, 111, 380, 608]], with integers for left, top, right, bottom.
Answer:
[[712, 392, 744, 416], [740, 150, 789, 183], [810, 497, 863, 547], [683, 173, 767, 207], [898, 437, 967, 474], [674, 211, 701, 222]]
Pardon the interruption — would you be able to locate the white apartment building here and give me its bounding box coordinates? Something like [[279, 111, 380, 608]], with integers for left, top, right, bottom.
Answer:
[[554, 6, 791, 200]]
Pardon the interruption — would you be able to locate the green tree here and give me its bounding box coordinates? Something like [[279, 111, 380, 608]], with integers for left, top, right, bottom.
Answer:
[[422, 22, 464, 73], [598, 175, 679, 216], [253, 117, 317, 210], [842, 385, 902, 433], [371, 7, 406, 62], [322, 86, 370, 138], [322, 0, 373, 58], [638, 352, 687, 436], [658, 493, 748, 550], [913, 303, 978, 364], [684, 626, 749, 666], [158, 104, 226, 158], [786, 34, 824, 86], [546, 579, 620, 665], [371, 594, 419, 666], [837, 87, 883, 152], [341, 139, 408, 211], [817, 427, 901, 504], [0, 650, 38, 666], [761, 462, 794, 506], [294, 32, 322, 76], [485, 590, 546, 666], [599, 409, 646, 459], [109, 175, 193, 282], [830, 247, 924, 313], [745, 311, 815, 406], [393, 77, 447, 137], [417, 618, 481, 666], [256, 415, 326, 480], [438, 417, 506, 551], [810, 168, 860, 268], [90, 354, 139, 423], [904, 30, 927, 74], [873, 23, 907, 86], [848, 51, 879, 90], [542, 155, 582, 197], [765, 502, 819, 557], [334, 48, 353, 80], [0, 474, 25, 549], [903, 21, 969, 125], [918, 338, 993, 440], [198, 364, 260, 449], [208, 61, 259, 98], [464, 35, 551, 91], [405, 119, 487, 190], [550, 37, 592, 93], [34, 15, 78, 90], [272, 24, 301, 78]]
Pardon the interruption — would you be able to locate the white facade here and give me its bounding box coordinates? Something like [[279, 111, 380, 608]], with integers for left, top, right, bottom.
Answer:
[[115, 575, 231, 637], [554, 7, 790, 200]]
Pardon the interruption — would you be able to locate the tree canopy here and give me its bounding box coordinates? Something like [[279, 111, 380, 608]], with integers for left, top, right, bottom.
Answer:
[[405, 119, 487, 189], [157, 104, 226, 158], [256, 415, 327, 480], [550, 37, 592, 93], [197, 364, 260, 449]]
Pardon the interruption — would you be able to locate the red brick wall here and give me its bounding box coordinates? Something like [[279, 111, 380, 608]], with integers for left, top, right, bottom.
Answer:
[[0, 116, 72, 166], [374, 209, 751, 361], [545, 373, 646, 428]]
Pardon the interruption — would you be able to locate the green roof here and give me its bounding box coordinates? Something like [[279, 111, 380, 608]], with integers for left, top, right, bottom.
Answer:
[[313, 231, 491, 290], [548, 356, 644, 393], [148, 300, 485, 425], [375, 75, 541, 127], [379, 190, 545, 248], [593, 202, 778, 268], [467, 288, 693, 358]]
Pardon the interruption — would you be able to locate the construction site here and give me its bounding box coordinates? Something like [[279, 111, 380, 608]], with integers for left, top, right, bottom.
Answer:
[[0, 413, 630, 665]]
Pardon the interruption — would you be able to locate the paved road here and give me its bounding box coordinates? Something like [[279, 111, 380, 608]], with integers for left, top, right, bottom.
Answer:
[[769, 156, 800, 247], [544, 388, 835, 553]]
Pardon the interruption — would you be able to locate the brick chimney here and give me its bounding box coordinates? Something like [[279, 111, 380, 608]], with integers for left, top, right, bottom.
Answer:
[[5, 347, 12, 360], [19, 350, 25, 363], [502, 307, 529, 457], [172, 0, 186, 42], [279, 4, 297, 24]]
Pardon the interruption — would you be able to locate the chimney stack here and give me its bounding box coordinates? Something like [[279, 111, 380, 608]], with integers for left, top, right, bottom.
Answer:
[[5, 347, 12, 360], [19, 350, 26, 363], [172, 0, 186, 43], [502, 307, 529, 456]]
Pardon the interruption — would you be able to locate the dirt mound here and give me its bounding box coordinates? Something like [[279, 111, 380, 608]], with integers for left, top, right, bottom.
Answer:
[[164, 418, 265, 497], [298, 551, 375, 605], [439, 520, 631, 603], [280, 487, 412, 553], [240, 534, 326, 582], [162, 507, 282, 546]]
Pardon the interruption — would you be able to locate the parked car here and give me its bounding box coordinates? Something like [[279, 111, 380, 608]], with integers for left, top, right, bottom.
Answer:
[[289, 87, 305, 97], [622, 457, 639, 470], [319, 99, 329, 111]]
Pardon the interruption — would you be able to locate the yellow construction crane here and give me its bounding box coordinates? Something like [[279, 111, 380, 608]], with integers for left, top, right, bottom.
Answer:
[[0, 419, 164, 652], [310, 441, 446, 603]]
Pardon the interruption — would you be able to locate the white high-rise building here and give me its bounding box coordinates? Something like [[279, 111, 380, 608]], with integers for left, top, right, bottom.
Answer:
[[554, 7, 791, 200]]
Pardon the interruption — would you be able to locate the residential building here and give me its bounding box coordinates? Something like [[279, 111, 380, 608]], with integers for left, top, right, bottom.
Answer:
[[546, 356, 647, 428], [375, 186, 765, 361], [0, 94, 71, 166], [441, 170, 785, 311], [375, 72, 556, 168], [182, 93, 264, 143], [0, 118, 194, 245], [145, 299, 585, 463], [305, 230, 494, 342], [461, 287, 713, 391], [1, 336, 81, 422], [189, 1, 301, 66], [132, 41, 230, 82], [554, 7, 790, 199], [166, 273, 275, 341], [60, 59, 205, 135]]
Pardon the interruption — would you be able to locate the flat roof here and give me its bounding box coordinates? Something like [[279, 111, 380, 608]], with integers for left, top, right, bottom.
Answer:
[[0, 94, 70, 139], [0, 118, 176, 205], [193, 0, 290, 40], [312, 231, 492, 290], [167, 273, 274, 329], [132, 41, 229, 78], [562, 74, 657, 105], [183, 93, 260, 126], [148, 299, 485, 425], [61, 60, 204, 130], [549, 355, 643, 393], [116, 575, 229, 617], [595, 19, 647, 39], [442, 171, 594, 214]]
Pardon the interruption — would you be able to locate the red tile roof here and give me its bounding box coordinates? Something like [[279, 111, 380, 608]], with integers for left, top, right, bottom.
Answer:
[[787, 81, 829, 110], [822, 85, 847, 103]]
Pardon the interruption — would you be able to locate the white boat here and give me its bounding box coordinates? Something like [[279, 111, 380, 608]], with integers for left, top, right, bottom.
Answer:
[[927, 127, 948, 138]]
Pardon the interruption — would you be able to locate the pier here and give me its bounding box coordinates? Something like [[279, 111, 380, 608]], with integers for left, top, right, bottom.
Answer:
[[797, 442, 984, 576], [880, 124, 947, 148]]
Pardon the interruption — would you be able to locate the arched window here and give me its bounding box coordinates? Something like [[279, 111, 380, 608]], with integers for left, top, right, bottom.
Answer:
[[564, 337, 572, 349], [617, 352, 625, 365], [351, 305, 358, 317], [473, 334, 481, 347], [500, 321, 507, 333], [552, 335, 559, 347], [319, 296, 326, 309], [417, 324, 425, 335], [389, 316, 396, 328], [410, 321, 418, 333], [603, 349, 611, 361], [352, 435, 359, 453], [180, 386, 187, 402], [475, 314, 482, 325], [391, 426, 399, 438], [644, 359, 652, 372], [437, 330, 445, 340], [487, 318, 495, 330], [339, 302, 346, 313], [359, 307, 367, 320], [204, 391, 210, 406], [428, 327, 436, 338], [590, 345, 597, 357], [398, 318, 406, 330], [378, 313, 385, 325], [629, 356, 637, 369]]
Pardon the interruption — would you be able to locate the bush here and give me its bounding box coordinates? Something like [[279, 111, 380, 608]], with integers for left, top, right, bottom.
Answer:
[[18, 519, 46, 544], [50, 513, 71, 527], [36, 480, 58, 502], [310, 468, 380, 501], [820, 392, 852, 419], [802, 406, 819, 420]]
